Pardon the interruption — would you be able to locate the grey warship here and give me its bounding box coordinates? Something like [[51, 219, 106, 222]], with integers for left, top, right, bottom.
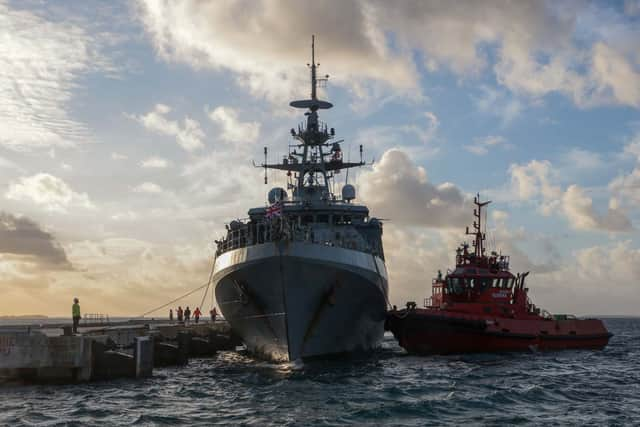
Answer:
[[213, 37, 388, 362]]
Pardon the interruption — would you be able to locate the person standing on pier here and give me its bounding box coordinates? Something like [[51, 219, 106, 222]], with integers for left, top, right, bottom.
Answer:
[[194, 307, 201, 324], [72, 298, 81, 334], [184, 306, 191, 324]]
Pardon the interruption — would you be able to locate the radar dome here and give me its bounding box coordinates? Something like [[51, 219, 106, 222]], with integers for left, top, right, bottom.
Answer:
[[342, 184, 356, 201], [268, 187, 287, 204]]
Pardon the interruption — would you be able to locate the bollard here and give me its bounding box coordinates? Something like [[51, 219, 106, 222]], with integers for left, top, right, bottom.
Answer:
[[135, 336, 153, 378]]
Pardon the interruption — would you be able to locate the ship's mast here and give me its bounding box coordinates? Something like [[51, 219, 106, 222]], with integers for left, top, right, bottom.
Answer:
[[466, 194, 491, 257], [260, 36, 365, 202], [310, 35, 317, 100]]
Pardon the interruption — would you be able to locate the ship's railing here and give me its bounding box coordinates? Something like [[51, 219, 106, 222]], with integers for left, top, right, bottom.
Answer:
[[215, 217, 378, 257], [82, 313, 110, 325]]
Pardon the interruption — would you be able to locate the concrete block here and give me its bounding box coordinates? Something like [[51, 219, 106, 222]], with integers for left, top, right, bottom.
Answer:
[[135, 336, 153, 378], [84, 326, 148, 348], [91, 340, 134, 380], [189, 336, 215, 357], [0, 330, 93, 383], [153, 341, 187, 367]]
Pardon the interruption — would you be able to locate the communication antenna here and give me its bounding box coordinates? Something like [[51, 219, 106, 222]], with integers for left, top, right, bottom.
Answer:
[[345, 144, 351, 185], [263, 147, 268, 185]]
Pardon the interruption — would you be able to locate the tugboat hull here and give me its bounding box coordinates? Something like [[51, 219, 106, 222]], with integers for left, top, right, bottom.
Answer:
[[214, 241, 388, 362], [386, 310, 612, 355]]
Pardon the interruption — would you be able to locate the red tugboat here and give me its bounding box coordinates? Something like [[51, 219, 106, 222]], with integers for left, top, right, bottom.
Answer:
[[386, 195, 613, 355]]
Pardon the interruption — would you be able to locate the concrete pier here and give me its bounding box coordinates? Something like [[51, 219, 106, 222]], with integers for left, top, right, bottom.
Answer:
[[0, 320, 239, 384]]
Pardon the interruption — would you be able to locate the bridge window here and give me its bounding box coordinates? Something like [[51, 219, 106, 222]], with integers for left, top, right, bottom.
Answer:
[[317, 214, 329, 223], [302, 215, 314, 225]]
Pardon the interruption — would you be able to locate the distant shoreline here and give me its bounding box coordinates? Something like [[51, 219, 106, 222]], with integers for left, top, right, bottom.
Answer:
[[0, 315, 48, 319]]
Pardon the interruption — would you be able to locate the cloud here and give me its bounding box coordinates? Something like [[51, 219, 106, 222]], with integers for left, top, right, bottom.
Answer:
[[207, 106, 260, 144], [111, 152, 128, 160], [131, 104, 205, 152], [465, 135, 509, 156], [0, 212, 71, 268], [531, 240, 640, 315], [561, 148, 604, 171], [609, 134, 640, 207], [0, 237, 214, 316], [472, 86, 522, 125], [111, 211, 139, 221], [610, 169, 640, 206], [509, 159, 632, 231], [132, 182, 163, 193], [625, 0, 640, 16], [354, 112, 440, 160], [382, 225, 451, 306], [136, 0, 420, 106], [509, 159, 562, 213], [358, 149, 469, 228], [0, 155, 23, 171], [589, 42, 640, 108], [0, 2, 114, 151], [561, 185, 632, 232], [140, 156, 170, 168], [138, 1, 640, 109], [5, 173, 95, 212]]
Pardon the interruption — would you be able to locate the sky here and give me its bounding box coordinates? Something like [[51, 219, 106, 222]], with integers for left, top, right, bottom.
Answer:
[[1, 0, 640, 317]]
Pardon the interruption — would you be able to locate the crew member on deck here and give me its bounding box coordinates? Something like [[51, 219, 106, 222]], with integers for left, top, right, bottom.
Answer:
[[177, 306, 183, 322], [194, 307, 201, 324], [210, 307, 217, 322], [72, 298, 81, 334], [169, 309, 173, 322], [185, 306, 191, 324]]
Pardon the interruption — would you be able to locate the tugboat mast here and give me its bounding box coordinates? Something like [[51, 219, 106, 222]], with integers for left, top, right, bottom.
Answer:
[[466, 194, 491, 258]]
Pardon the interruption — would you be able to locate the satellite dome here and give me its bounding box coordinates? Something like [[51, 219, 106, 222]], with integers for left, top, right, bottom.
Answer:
[[268, 187, 287, 204], [342, 184, 356, 201]]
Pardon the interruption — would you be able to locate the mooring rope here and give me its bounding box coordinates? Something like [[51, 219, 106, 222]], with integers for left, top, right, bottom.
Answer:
[[139, 282, 211, 318], [140, 254, 217, 318]]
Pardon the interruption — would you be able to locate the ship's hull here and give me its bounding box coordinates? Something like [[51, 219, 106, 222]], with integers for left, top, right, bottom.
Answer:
[[386, 309, 612, 354], [213, 241, 388, 362]]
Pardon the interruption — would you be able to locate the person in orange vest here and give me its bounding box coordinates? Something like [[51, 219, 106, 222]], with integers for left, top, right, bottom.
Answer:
[[194, 307, 202, 324], [210, 307, 217, 322]]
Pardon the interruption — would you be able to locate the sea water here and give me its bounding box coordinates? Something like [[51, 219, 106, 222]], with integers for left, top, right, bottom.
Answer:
[[1, 318, 638, 426]]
